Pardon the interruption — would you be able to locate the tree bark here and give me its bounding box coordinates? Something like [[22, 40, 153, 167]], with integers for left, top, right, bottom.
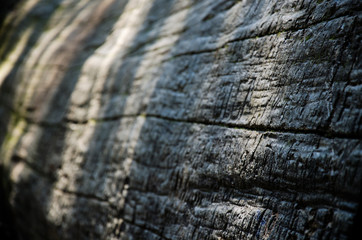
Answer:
[[0, 0, 361, 239]]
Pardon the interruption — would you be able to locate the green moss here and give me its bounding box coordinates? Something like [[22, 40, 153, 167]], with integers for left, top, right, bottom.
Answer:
[[89, 119, 98, 125], [329, 35, 337, 40], [305, 33, 313, 41], [276, 30, 284, 38], [0, 113, 27, 167], [55, 3, 66, 13], [2, 115, 20, 145]]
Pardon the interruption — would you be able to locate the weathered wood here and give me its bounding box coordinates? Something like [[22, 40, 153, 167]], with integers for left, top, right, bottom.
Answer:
[[0, 0, 361, 239]]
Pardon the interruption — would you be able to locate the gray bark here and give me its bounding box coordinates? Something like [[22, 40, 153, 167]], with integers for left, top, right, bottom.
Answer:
[[0, 0, 361, 239]]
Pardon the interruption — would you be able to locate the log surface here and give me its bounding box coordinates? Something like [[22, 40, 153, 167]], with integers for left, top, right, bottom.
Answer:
[[0, 0, 361, 239]]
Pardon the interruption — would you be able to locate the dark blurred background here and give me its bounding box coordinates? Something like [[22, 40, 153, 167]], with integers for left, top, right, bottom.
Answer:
[[0, 0, 21, 25], [0, 2, 21, 239]]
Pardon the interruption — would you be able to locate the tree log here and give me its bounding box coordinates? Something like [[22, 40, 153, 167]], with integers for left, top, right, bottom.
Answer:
[[0, 0, 361, 239]]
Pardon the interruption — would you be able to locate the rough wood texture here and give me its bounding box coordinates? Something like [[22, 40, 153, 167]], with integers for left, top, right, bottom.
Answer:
[[0, 0, 361, 239]]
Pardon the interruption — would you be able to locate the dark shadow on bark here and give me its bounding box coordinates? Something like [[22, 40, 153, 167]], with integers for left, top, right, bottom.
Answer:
[[0, 165, 21, 240], [0, 0, 129, 239], [348, 178, 362, 240], [0, 0, 21, 26]]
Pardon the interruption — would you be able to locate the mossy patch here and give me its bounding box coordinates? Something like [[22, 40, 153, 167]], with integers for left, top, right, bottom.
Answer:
[[0, 113, 27, 168], [305, 33, 313, 41], [276, 30, 285, 38]]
